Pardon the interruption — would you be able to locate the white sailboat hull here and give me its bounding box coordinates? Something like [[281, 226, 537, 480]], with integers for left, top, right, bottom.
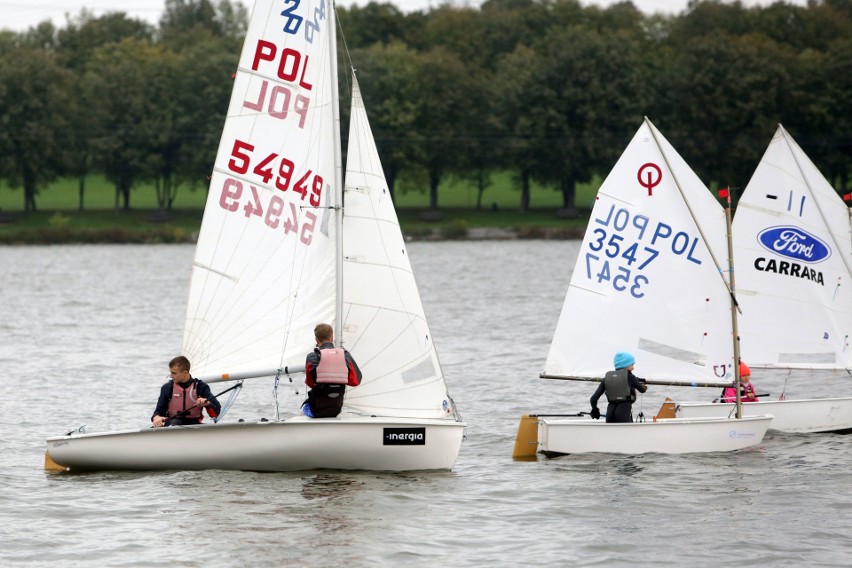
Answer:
[[675, 398, 852, 433], [538, 415, 773, 455], [46, 417, 465, 472]]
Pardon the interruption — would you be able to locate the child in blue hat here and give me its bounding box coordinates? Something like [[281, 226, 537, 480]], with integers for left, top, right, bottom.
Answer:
[[589, 351, 648, 422]]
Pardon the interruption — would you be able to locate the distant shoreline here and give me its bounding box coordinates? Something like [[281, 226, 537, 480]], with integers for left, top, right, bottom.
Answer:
[[0, 208, 588, 244], [0, 224, 584, 245]]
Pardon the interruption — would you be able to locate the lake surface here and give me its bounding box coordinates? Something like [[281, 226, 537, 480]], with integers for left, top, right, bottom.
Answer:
[[1, 242, 850, 567]]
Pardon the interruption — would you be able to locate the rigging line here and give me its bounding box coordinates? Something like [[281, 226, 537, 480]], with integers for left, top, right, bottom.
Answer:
[[643, 117, 736, 304], [334, 2, 354, 104], [779, 125, 852, 281], [215, 381, 243, 422], [273, 372, 281, 421]]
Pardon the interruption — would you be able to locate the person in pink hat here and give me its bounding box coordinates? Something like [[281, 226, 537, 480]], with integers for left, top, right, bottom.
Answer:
[[721, 361, 760, 403]]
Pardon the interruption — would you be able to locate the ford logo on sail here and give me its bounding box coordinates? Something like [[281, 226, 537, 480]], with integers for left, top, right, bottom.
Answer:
[[756, 226, 831, 263]]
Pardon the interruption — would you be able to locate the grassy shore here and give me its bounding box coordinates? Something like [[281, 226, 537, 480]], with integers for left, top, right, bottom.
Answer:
[[0, 173, 596, 243]]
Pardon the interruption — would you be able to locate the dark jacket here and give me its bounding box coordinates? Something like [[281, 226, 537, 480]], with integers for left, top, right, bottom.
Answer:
[[152, 377, 221, 425]]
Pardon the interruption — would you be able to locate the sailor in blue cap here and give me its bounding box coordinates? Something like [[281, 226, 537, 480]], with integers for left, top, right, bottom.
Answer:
[[589, 351, 648, 422]]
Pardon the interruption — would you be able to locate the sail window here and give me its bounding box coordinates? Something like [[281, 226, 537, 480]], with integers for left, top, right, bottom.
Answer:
[[637, 338, 708, 366]]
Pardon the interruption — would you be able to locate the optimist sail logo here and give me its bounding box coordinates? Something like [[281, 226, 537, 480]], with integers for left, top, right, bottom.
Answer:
[[383, 427, 426, 446], [757, 226, 831, 264]]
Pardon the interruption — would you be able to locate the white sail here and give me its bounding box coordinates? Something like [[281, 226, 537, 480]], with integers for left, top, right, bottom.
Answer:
[[732, 125, 852, 370], [543, 118, 737, 382], [340, 76, 454, 419], [182, 0, 339, 376]]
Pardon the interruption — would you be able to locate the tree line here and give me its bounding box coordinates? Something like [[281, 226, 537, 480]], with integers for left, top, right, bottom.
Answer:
[[0, 0, 849, 213]]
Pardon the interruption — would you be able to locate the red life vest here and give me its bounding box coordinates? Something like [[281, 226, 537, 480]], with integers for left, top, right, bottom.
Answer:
[[315, 348, 349, 384], [167, 380, 203, 419]]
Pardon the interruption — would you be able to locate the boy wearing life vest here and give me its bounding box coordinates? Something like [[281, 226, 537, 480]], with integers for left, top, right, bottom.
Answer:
[[303, 323, 362, 418], [151, 356, 221, 427], [721, 361, 760, 403], [589, 351, 648, 423]]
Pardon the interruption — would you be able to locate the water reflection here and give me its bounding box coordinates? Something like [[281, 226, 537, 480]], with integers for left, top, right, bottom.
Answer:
[[300, 473, 362, 501]]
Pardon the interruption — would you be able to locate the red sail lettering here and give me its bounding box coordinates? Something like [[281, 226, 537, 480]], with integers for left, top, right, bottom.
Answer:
[[278, 48, 301, 82], [252, 40, 277, 71], [299, 55, 313, 90]]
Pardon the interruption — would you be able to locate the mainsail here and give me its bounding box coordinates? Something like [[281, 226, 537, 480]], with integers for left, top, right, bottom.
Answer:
[[182, 0, 339, 376], [543, 118, 737, 382], [732, 125, 852, 370]]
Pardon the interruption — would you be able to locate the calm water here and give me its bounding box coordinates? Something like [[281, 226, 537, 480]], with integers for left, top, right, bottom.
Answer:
[[1, 242, 850, 567]]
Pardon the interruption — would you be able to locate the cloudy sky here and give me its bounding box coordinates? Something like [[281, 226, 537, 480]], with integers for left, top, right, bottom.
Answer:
[[1, 0, 808, 32]]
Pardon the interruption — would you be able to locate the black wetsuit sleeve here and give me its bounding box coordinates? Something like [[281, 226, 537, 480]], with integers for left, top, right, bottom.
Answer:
[[590, 381, 606, 408], [629, 372, 648, 394], [152, 383, 171, 420]]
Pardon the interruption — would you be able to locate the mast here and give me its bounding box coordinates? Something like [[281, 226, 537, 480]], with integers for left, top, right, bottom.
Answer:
[[329, 0, 344, 346], [723, 187, 743, 419]]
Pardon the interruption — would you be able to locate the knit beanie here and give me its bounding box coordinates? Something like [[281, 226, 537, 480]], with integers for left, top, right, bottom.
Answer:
[[613, 351, 636, 370]]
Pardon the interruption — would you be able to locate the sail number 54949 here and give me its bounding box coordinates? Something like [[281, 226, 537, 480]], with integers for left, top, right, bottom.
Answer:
[[227, 139, 323, 206]]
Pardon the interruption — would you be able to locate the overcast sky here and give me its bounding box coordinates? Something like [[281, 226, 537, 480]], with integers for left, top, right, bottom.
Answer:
[[1, 0, 808, 32]]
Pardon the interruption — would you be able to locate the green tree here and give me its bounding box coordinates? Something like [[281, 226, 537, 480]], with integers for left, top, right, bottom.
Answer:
[[57, 13, 155, 210], [801, 38, 852, 191], [413, 46, 483, 211], [0, 45, 73, 211], [57, 12, 154, 71], [351, 41, 423, 200], [86, 38, 162, 210], [337, 3, 413, 48], [533, 20, 650, 212], [656, 33, 794, 187], [169, 31, 240, 207], [476, 0, 555, 71], [160, 0, 248, 46], [492, 44, 542, 212]]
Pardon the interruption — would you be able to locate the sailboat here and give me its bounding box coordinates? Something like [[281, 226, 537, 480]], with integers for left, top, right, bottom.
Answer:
[[513, 118, 772, 457], [675, 125, 852, 433], [45, 0, 465, 472]]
